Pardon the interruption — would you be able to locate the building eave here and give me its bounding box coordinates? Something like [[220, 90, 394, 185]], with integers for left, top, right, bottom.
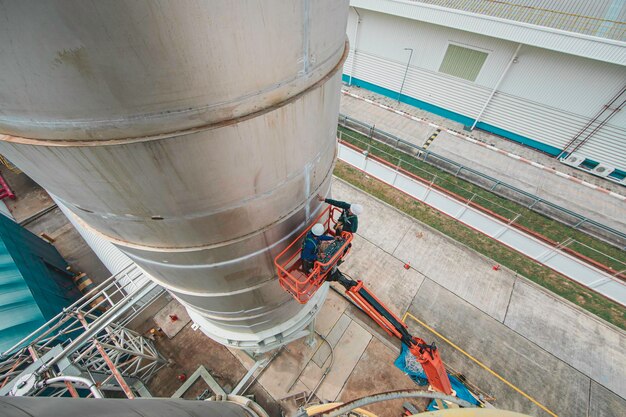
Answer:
[[351, 0, 626, 66]]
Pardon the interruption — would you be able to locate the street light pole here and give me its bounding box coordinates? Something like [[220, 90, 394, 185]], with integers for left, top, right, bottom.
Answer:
[[398, 47, 413, 103]]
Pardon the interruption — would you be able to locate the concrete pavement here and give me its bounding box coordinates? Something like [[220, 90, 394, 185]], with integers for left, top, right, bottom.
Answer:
[[340, 86, 626, 236], [229, 177, 625, 416], [337, 177, 624, 416]]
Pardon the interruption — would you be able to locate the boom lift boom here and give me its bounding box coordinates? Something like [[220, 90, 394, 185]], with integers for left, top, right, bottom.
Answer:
[[327, 270, 452, 395], [275, 209, 453, 395]]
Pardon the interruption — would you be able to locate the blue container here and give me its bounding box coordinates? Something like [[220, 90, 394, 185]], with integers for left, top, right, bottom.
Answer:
[[0, 214, 80, 353]]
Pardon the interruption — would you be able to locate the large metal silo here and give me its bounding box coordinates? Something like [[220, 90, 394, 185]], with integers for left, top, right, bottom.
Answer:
[[0, 0, 349, 352]]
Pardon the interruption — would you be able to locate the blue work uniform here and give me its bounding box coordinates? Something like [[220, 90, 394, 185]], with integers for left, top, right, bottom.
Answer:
[[301, 231, 333, 273], [324, 198, 358, 233]]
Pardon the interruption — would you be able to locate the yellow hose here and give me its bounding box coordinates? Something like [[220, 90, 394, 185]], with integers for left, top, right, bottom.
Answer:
[[305, 402, 379, 417]]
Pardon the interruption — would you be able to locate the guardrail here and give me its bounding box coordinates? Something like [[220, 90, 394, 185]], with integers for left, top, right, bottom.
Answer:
[[339, 114, 626, 250], [337, 139, 626, 305]]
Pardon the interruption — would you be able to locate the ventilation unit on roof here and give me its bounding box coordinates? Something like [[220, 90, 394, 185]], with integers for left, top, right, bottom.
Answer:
[[561, 154, 586, 167], [591, 164, 615, 177]]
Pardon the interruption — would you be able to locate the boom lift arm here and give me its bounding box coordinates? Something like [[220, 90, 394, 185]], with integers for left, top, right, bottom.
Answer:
[[274, 208, 453, 395], [327, 270, 453, 395]]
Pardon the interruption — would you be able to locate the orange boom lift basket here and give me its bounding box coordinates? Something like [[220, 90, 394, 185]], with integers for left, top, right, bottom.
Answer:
[[274, 206, 354, 304]]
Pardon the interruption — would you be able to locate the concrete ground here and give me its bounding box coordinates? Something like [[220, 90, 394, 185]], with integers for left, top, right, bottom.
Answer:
[[149, 177, 620, 416], [333, 178, 625, 416], [340, 86, 626, 236], [224, 178, 624, 417], [2, 160, 623, 415]]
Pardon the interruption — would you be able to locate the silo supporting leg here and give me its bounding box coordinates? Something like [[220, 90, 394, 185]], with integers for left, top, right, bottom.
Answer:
[[305, 320, 317, 348]]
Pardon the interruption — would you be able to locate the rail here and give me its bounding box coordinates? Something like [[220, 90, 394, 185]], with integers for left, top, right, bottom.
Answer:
[[339, 114, 626, 250], [0, 264, 166, 398], [336, 138, 626, 305]]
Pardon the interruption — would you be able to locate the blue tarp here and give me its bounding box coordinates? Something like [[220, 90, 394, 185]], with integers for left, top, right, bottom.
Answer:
[[394, 343, 480, 410]]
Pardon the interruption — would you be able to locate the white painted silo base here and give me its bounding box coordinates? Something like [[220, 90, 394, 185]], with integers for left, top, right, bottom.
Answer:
[[187, 284, 328, 352]]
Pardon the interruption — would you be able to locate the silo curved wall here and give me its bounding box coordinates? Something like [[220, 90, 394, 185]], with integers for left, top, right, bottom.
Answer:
[[0, 0, 349, 351]]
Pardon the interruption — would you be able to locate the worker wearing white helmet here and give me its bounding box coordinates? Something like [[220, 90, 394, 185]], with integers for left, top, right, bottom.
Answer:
[[317, 195, 363, 234], [301, 223, 334, 274]]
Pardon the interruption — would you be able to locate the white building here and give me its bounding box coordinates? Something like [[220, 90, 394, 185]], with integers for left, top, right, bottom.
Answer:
[[344, 0, 626, 184]]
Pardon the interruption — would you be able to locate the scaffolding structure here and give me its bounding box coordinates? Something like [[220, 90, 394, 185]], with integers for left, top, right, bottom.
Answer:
[[0, 265, 166, 398]]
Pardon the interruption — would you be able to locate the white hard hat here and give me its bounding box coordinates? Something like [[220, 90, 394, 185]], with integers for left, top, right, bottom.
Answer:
[[350, 204, 363, 216], [311, 223, 325, 236]]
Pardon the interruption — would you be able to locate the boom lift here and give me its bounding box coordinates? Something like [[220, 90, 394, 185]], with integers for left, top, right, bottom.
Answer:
[[274, 208, 453, 395]]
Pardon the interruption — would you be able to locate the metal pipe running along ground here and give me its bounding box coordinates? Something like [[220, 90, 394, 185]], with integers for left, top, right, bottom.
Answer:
[[302, 390, 474, 417], [0, 395, 269, 417], [0, 0, 350, 352]]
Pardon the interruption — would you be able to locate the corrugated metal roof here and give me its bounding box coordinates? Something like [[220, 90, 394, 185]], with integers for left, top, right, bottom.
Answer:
[[407, 0, 626, 41], [351, 0, 626, 65]]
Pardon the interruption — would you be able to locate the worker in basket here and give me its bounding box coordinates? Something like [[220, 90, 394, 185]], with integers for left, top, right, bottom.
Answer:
[[301, 223, 335, 274], [317, 195, 363, 233]]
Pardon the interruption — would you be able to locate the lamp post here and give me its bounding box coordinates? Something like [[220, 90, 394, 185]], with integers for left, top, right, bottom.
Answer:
[[348, 7, 361, 86], [398, 47, 413, 103]]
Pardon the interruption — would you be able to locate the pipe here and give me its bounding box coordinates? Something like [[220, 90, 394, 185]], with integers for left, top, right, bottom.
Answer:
[[231, 348, 280, 396], [566, 95, 626, 156], [397, 48, 414, 103], [304, 403, 378, 417], [39, 376, 103, 399], [308, 389, 475, 416], [556, 84, 626, 159], [348, 7, 362, 86], [0, 396, 266, 417], [210, 394, 270, 417], [470, 43, 522, 131]]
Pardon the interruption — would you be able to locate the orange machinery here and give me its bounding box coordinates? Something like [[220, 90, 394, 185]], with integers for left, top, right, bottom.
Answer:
[[274, 206, 354, 304], [274, 206, 453, 395]]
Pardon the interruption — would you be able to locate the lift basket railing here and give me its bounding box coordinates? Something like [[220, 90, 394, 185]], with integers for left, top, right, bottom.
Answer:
[[274, 206, 353, 303]]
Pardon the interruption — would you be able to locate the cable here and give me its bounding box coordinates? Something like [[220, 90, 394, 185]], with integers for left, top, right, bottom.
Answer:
[[305, 331, 335, 405], [40, 376, 103, 398]]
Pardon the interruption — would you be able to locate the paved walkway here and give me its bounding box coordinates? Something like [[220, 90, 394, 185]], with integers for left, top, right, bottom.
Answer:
[[231, 178, 625, 417], [340, 86, 626, 236]]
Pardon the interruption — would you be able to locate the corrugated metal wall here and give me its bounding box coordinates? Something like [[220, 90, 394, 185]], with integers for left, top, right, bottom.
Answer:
[[0, 238, 45, 352], [346, 8, 626, 169], [408, 0, 622, 18], [0, 214, 79, 352]]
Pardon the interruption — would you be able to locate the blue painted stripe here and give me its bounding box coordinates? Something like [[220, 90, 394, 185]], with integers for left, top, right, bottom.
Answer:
[[342, 74, 563, 156], [474, 122, 561, 156]]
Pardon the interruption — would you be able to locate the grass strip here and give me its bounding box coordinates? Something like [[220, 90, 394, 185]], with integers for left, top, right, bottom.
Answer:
[[337, 125, 626, 273], [334, 160, 626, 330]]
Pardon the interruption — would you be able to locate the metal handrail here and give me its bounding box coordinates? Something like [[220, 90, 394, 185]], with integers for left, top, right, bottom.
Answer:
[[338, 114, 626, 247], [275, 206, 353, 303]]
